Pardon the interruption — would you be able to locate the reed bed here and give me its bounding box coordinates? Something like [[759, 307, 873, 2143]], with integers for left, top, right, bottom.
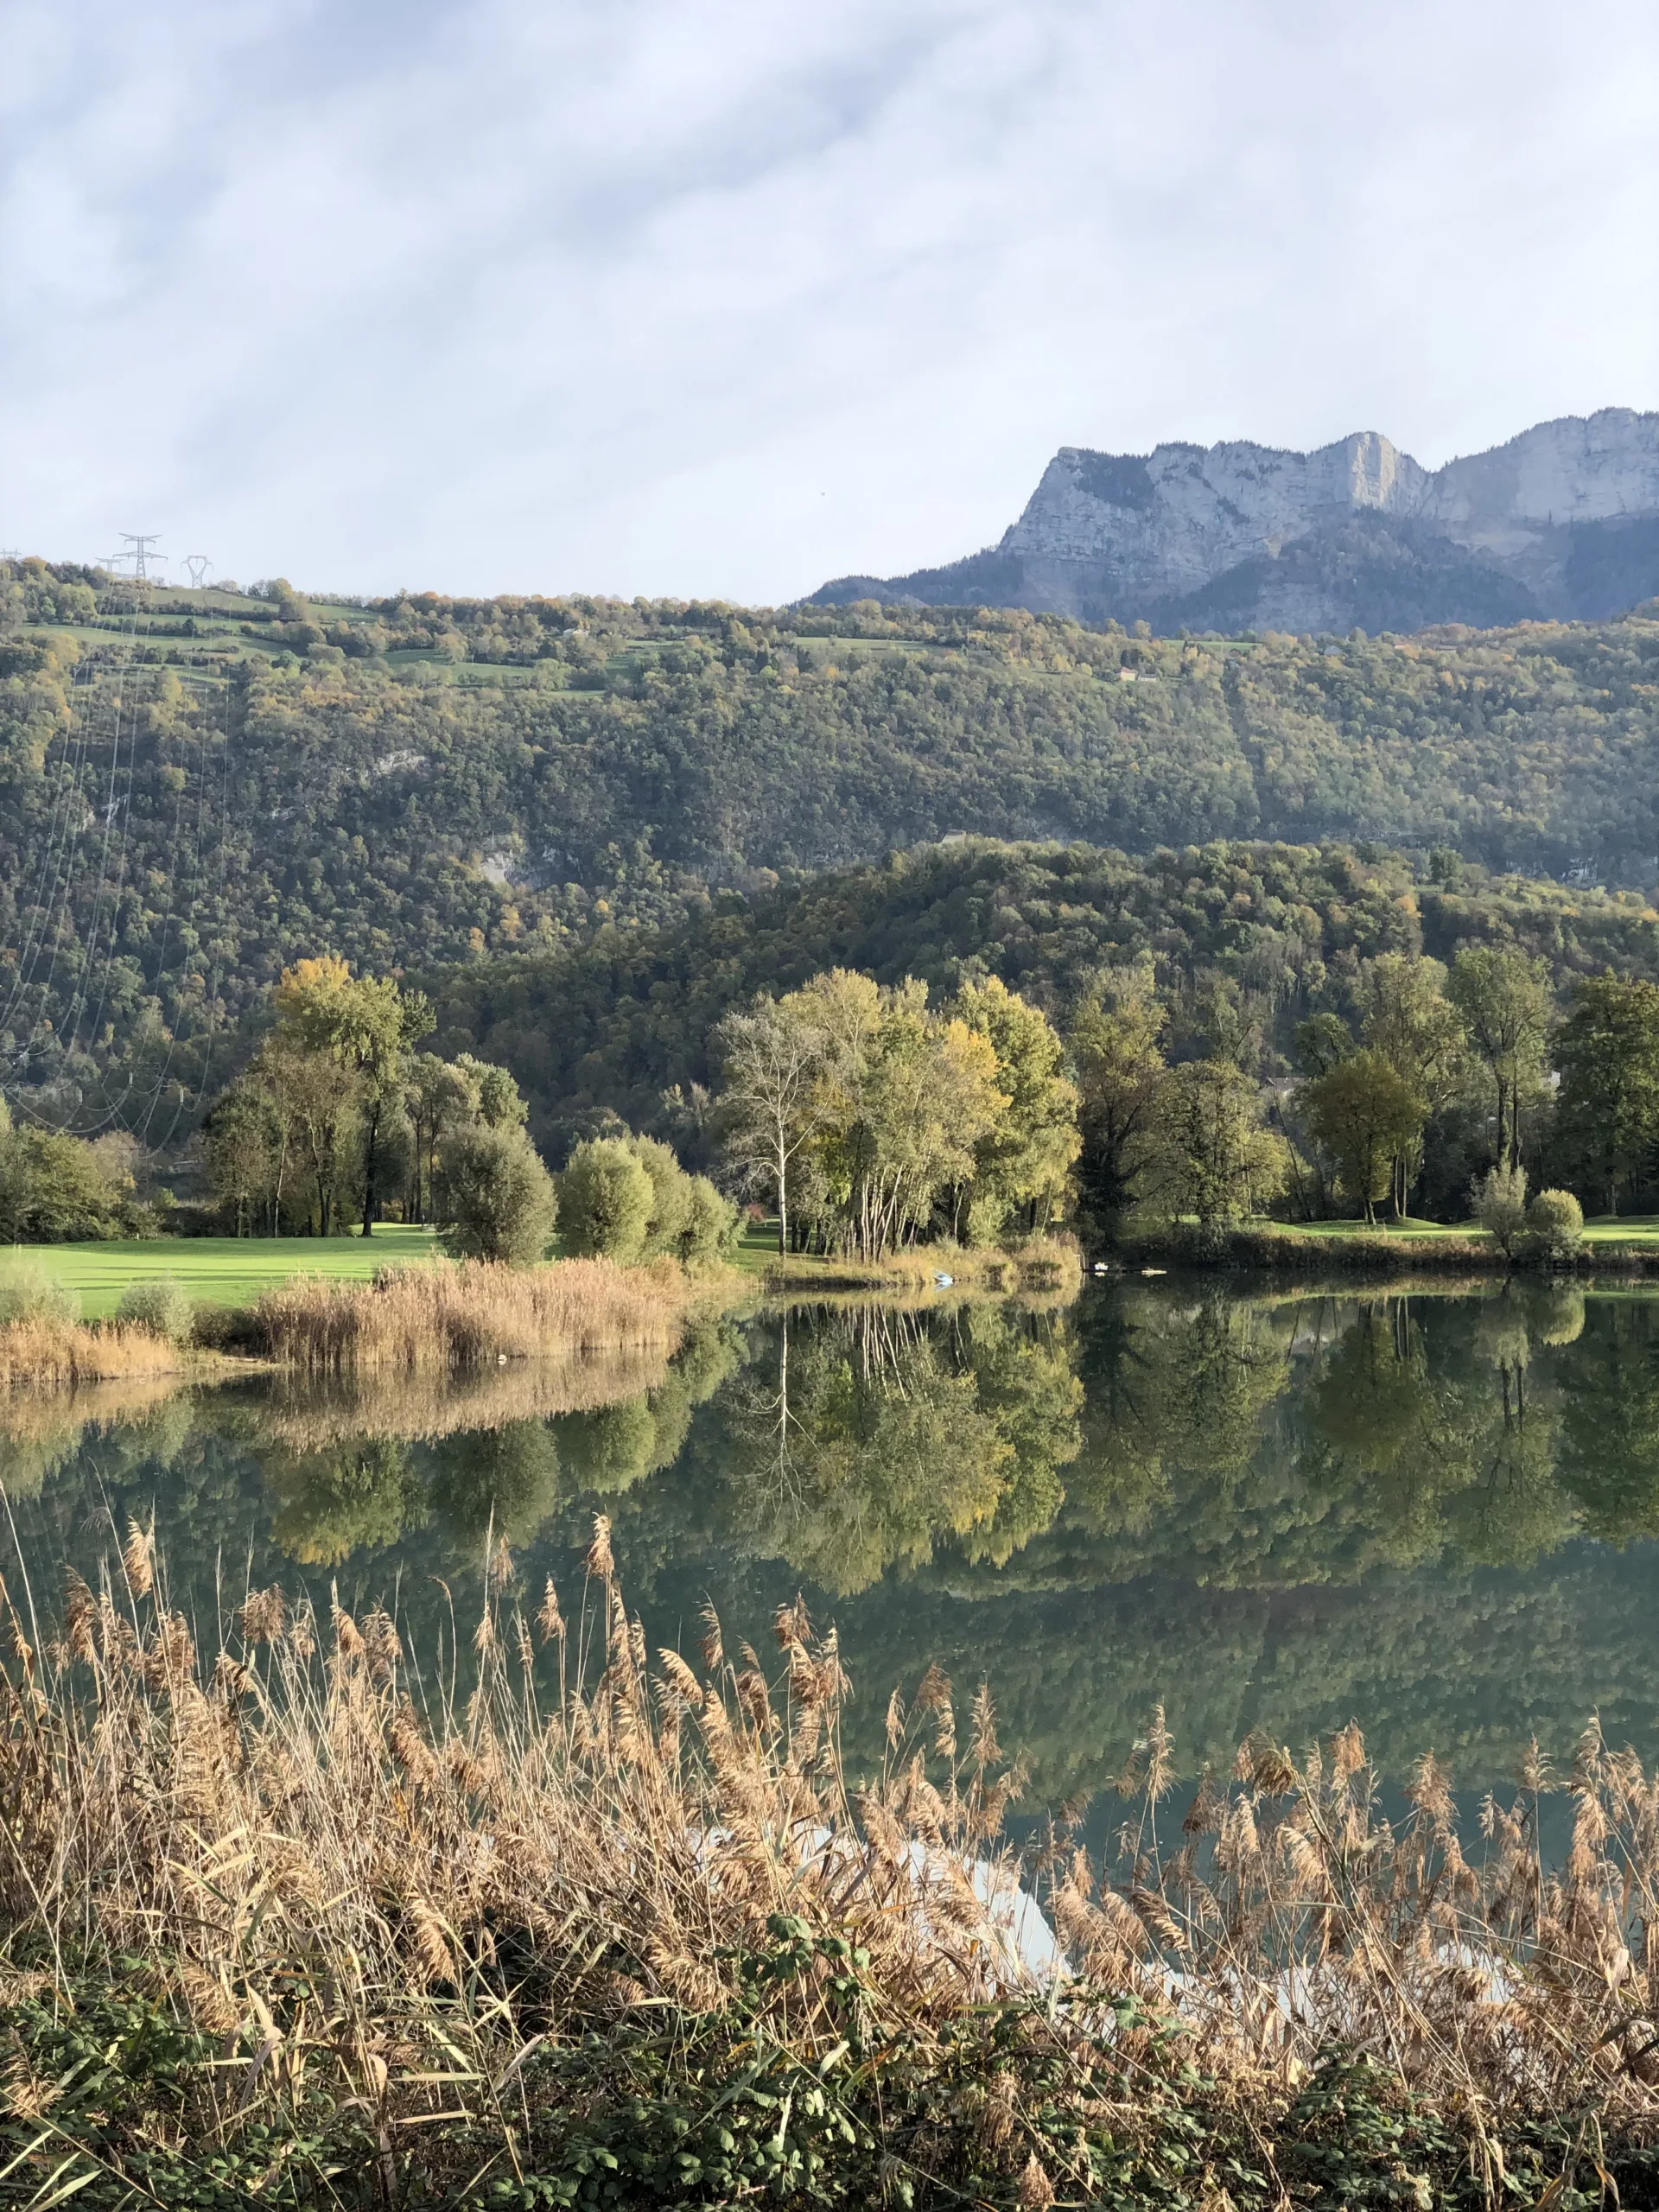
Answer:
[[0, 1315, 183, 1393], [769, 1236, 1083, 1300], [4, 1539, 1659, 2207], [253, 1255, 692, 1376]]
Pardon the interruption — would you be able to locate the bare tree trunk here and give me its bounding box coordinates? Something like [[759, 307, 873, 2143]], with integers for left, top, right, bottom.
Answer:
[[361, 1106, 378, 1238]]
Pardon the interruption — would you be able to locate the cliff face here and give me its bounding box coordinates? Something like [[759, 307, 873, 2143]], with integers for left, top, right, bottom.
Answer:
[[812, 410, 1659, 632]]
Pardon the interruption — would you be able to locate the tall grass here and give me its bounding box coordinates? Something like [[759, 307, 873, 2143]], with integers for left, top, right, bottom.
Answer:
[[769, 1236, 1083, 1300], [253, 1255, 692, 1376], [4, 1541, 1659, 2204], [0, 1314, 185, 1393]]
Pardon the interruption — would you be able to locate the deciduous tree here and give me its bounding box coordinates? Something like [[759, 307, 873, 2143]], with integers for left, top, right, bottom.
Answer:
[[1448, 946, 1550, 1171], [1552, 975, 1659, 1216], [1303, 1049, 1425, 1224]]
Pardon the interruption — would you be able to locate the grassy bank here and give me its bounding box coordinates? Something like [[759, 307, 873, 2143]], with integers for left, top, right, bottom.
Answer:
[[0, 1245, 738, 1395], [3, 1547, 1658, 2207], [1123, 1216, 1659, 1277], [0, 1314, 198, 1393]]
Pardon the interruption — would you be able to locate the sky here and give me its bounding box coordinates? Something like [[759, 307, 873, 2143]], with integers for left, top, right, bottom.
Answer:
[[3, 0, 1657, 606]]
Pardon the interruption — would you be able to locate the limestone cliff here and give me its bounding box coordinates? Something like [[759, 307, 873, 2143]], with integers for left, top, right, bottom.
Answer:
[[811, 409, 1659, 632]]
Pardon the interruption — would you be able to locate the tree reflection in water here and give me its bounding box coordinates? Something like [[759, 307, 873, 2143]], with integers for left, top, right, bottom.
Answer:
[[720, 1302, 1082, 1594], [10, 1285, 1659, 1791]]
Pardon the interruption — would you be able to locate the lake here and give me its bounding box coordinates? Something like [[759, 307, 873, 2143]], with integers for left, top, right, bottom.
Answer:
[[6, 1277, 1658, 1800]]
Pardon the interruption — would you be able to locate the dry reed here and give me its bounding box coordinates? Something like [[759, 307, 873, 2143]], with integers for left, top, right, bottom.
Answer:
[[253, 1255, 690, 1376], [0, 1316, 182, 1393], [769, 1236, 1083, 1300], [5, 1548, 1659, 2202]]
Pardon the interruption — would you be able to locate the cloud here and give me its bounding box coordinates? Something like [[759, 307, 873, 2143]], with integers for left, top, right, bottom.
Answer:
[[3, 0, 1656, 600]]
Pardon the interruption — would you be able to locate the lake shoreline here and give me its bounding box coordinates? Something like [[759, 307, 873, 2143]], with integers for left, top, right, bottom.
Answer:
[[0, 1254, 743, 1395], [760, 1235, 1083, 1299], [1113, 1222, 1659, 1279]]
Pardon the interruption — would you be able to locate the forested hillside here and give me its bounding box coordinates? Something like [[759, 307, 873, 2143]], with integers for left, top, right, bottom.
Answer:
[[3, 555, 1658, 1138], [429, 836, 1659, 1161]]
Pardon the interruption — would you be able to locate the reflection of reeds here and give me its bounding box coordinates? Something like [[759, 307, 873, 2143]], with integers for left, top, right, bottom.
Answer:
[[0, 1316, 181, 1393], [254, 1255, 690, 1374], [7, 1554, 1659, 2202], [256, 1342, 673, 1449], [0, 1374, 183, 1448], [0, 1377, 187, 1503]]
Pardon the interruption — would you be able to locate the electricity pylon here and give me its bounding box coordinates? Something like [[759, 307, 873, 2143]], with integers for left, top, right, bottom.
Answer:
[[118, 533, 164, 579]]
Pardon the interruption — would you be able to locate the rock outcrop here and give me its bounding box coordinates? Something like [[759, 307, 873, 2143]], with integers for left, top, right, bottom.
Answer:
[[811, 410, 1659, 632]]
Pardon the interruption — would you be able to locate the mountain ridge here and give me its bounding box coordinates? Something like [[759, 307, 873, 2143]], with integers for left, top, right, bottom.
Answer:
[[811, 409, 1659, 633]]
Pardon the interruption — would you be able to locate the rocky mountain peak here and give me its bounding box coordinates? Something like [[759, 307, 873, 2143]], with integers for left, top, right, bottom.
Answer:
[[811, 409, 1659, 633]]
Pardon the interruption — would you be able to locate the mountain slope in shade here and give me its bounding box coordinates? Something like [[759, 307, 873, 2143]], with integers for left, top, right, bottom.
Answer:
[[811, 410, 1659, 632]]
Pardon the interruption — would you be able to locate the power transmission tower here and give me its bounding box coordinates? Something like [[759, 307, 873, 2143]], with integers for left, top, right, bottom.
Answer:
[[183, 554, 213, 588], [118, 532, 165, 580]]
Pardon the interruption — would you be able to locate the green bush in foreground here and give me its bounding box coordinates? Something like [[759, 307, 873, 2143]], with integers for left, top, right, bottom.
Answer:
[[437, 1124, 560, 1266], [558, 1135, 655, 1260], [560, 1131, 739, 1264], [8, 1955, 1657, 2210], [1471, 1160, 1529, 1257]]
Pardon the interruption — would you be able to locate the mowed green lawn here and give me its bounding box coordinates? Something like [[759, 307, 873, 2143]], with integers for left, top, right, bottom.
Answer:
[[16, 1228, 446, 1319], [1266, 1216, 1659, 1246]]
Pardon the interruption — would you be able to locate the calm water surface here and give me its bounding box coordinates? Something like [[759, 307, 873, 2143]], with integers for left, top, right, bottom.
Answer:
[[7, 1280, 1659, 1796]]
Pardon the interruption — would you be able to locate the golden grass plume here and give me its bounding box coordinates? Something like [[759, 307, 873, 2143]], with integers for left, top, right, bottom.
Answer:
[[7, 1544, 1659, 2202], [0, 1316, 182, 1394]]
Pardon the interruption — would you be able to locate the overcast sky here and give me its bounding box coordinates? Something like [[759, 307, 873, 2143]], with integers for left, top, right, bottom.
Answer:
[[3, 0, 1656, 604]]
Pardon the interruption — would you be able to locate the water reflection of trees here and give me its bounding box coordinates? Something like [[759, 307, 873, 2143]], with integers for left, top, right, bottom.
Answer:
[[257, 1322, 746, 1568], [1558, 1303, 1659, 1542], [908, 1286, 1659, 1596], [716, 1304, 1083, 1595], [12, 1287, 1659, 1797], [232, 1287, 1659, 1598]]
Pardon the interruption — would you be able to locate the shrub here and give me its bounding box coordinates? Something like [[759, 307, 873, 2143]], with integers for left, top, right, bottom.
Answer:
[[436, 1125, 558, 1267], [1523, 1186, 1585, 1262], [679, 1173, 741, 1262], [558, 1138, 655, 1261], [629, 1133, 694, 1256], [0, 1256, 79, 1327], [562, 1133, 738, 1265], [1471, 1162, 1529, 1258], [114, 1276, 193, 1343]]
